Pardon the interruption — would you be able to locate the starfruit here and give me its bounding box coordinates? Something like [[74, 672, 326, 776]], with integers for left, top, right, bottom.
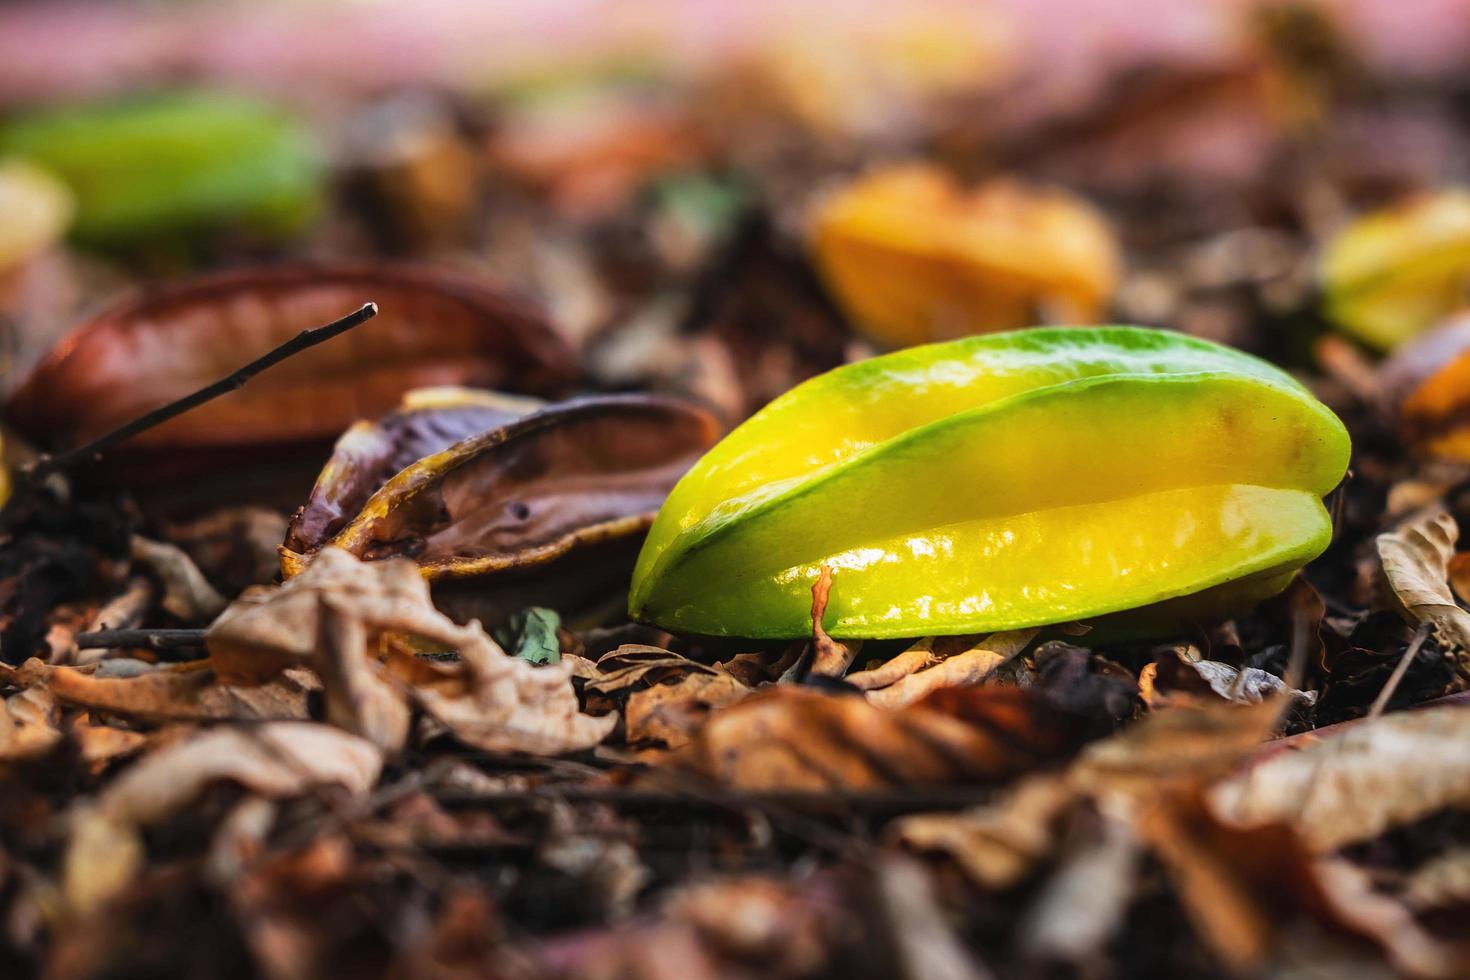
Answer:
[[810, 165, 1120, 347], [0, 159, 72, 273], [0, 91, 323, 246], [283, 393, 721, 625], [1320, 189, 1470, 351], [630, 326, 1350, 640]]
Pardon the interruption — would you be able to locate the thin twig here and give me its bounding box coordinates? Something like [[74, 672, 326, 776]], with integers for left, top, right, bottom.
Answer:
[[26, 302, 379, 483], [1368, 621, 1432, 719], [73, 627, 209, 651]]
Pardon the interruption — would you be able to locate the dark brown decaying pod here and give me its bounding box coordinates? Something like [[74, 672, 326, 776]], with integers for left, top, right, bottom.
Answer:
[[4, 262, 577, 459], [281, 393, 722, 625], [284, 386, 544, 556]]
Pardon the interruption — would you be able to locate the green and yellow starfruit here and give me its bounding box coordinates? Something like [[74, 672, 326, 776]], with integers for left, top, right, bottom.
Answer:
[[0, 92, 323, 246], [629, 326, 1350, 639], [1320, 189, 1470, 350]]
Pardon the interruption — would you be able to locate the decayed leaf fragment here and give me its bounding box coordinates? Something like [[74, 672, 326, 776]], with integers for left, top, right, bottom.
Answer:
[[282, 393, 720, 625], [669, 685, 1086, 792], [1376, 505, 1470, 665], [1209, 701, 1470, 852], [5, 262, 576, 473], [3, 657, 317, 723], [208, 547, 615, 755], [810, 164, 1120, 346], [856, 628, 1038, 709], [64, 721, 383, 916], [897, 698, 1469, 976]]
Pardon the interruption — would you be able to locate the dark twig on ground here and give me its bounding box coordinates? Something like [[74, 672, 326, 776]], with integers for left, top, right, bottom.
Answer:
[[72, 627, 210, 652]]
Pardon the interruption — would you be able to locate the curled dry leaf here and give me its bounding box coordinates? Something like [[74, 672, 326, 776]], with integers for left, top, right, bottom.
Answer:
[[1138, 647, 1316, 711], [625, 671, 752, 749], [1376, 505, 1470, 665], [281, 394, 720, 626], [891, 699, 1285, 889], [1138, 791, 1467, 979], [895, 699, 1468, 976], [669, 685, 1087, 792], [208, 548, 615, 755], [860, 629, 1038, 709], [1209, 701, 1470, 853], [130, 534, 227, 622], [4, 262, 576, 480], [4, 657, 316, 723], [0, 683, 60, 762], [808, 565, 857, 677], [64, 721, 383, 916]]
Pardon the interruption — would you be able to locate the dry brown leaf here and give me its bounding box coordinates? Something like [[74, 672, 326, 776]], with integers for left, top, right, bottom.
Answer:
[[1017, 811, 1140, 965], [624, 671, 751, 748], [69, 718, 149, 766], [1208, 702, 1470, 852], [1377, 506, 1470, 664], [13, 658, 316, 722], [896, 697, 1467, 977], [893, 698, 1284, 887], [99, 721, 382, 826], [208, 548, 615, 755], [584, 645, 719, 695], [1139, 792, 1467, 978], [809, 565, 857, 677], [1070, 697, 1285, 800], [130, 534, 227, 622], [1138, 648, 1316, 711], [1402, 848, 1470, 913], [863, 629, 1038, 709], [315, 595, 410, 753], [0, 684, 61, 762], [669, 686, 1085, 792], [874, 856, 996, 980], [64, 721, 382, 916], [893, 776, 1076, 889]]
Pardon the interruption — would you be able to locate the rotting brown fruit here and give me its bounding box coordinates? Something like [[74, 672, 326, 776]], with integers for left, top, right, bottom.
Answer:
[[281, 394, 721, 626], [4, 262, 577, 492], [285, 386, 544, 557]]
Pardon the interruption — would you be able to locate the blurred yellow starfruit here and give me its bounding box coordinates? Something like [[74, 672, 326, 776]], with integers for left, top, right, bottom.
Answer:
[[630, 326, 1350, 640], [1320, 189, 1470, 350], [0, 159, 72, 272], [810, 165, 1121, 347]]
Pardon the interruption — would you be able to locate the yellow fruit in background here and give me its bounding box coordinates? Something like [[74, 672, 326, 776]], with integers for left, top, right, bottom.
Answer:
[[810, 165, 1121, 347], [1320, 188, 1470, 351], [0, 158, 72, 272]]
